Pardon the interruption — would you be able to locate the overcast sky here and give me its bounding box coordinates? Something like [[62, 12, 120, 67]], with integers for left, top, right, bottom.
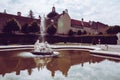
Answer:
[[0, 0, 120, 26]]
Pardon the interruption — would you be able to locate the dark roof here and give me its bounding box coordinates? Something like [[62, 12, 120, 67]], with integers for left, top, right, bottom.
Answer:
[[47, 12, 59, 19], [47, 6, 59, 19], [47, 11, 59, 18]]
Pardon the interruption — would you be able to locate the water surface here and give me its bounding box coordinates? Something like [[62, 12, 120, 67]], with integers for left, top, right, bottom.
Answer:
[[0, 49, 120, 80]]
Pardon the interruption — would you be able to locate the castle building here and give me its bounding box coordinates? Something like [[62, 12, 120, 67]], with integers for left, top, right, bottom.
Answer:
[[45, 6, 71, 35], [0, 11, 40, 33], [45, 6, 109, 35], [0, 7, 108, 35]]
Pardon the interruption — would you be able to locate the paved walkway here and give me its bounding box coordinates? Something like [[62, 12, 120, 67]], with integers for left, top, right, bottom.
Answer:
[[54, 43, 120, 57], [96, 45, 120, 52], [54, 42, 120, 52]]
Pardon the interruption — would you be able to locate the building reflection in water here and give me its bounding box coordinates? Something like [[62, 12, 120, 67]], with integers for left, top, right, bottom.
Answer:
[[0, 49, 120, 77]]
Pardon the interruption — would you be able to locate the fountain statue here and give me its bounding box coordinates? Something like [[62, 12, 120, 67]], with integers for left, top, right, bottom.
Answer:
[[117, 33, 120, 45], [31, 16, 59, 56]]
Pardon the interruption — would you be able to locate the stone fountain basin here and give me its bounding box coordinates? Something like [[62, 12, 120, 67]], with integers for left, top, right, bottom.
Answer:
[[0, 45, 120, 59]]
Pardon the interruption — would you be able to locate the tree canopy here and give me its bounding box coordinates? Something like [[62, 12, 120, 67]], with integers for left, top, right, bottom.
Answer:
[[28, 21, 40, 33], [77, 30, 82, 35], [106, 26, 120, 34], [2, 18, 20, 34], [68, 29, 74, 36], [47, 25, 57, 35], [21, 23, 29, 34]]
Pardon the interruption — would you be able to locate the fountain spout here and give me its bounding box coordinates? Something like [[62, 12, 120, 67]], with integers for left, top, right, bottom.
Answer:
[[40, 16, 45, 43], [32, 15, 59, 57]]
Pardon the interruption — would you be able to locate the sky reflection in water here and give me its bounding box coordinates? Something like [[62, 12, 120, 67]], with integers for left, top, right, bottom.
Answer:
[[0, 49, 120, 80]]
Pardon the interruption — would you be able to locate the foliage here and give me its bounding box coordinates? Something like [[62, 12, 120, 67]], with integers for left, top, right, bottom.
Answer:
[[82, 30, 87, 35], [28, 21, 40, 33], [68, 29, 74, 36], [106, 26, 120, 34], [21, 23, 29, 34], [2, 18, 20, 34], [98, 32, 103, 35], [47, 25, 57, 35], [77, 30, 82, 35], [106, 27, 113, 34]]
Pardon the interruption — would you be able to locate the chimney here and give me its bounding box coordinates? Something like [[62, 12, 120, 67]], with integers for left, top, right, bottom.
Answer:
[[17, 12, 21, 16], [81, 18, 84, 26], [63, 11, 65, 14], [65, 9, 68, 13], [4, 9, 7, 14], [89, 20, 93, 26], [81, 18, 84, 22]]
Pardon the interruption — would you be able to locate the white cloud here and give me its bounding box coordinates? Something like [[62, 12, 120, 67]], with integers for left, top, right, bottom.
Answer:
[[0, 0, 120, 25]]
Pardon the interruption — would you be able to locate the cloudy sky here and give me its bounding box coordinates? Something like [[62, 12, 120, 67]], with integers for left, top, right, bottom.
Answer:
[[0, 0, 120, 26]]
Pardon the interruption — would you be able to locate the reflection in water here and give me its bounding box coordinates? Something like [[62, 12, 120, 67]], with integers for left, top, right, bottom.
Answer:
[[47, 50, 105, 77], [34, 57, 52, 71], [0, 49, 120, 80]]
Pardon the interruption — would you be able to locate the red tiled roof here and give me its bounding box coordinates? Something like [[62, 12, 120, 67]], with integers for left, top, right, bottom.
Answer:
[[0, 12, 40, 32], [71, 19, 91, 28], [71, 19, 82, 26], [91, 21, 108, 28], [97, 22, 108, 27], [91, 21, 97, 28], [83, 22, 91, 27]]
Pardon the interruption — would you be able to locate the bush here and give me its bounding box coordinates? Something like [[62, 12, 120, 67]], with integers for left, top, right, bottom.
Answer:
[[2, 18, 20, 34], [21, 23, 29, 34], [68, 29, 74, 36], [77, 30, 82, 35], [47, 25, 57, 35], [28, 21, 40, 33]]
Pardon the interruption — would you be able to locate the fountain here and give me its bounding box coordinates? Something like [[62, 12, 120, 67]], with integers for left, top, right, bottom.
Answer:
[[31, 16, 59, 56], [117, 33, 120, 45]]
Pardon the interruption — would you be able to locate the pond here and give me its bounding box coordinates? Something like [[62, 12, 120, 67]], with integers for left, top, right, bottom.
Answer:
[[0, 48, 120, 80]]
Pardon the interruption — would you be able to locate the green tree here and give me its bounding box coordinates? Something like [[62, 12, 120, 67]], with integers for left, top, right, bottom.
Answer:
[[107, 26, 120, 34], [98, 32, 103, 35], [77, 30, 82, 35], [113, 26, 120, 34], [21, 23, 29, 34], [106, 27, 113, 34], [82, 30, 87, 35], [28, 21, 40, 33], [47, 25, 57, 35], [2, 18, 20, 34], [68, 29, 74, 36]]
